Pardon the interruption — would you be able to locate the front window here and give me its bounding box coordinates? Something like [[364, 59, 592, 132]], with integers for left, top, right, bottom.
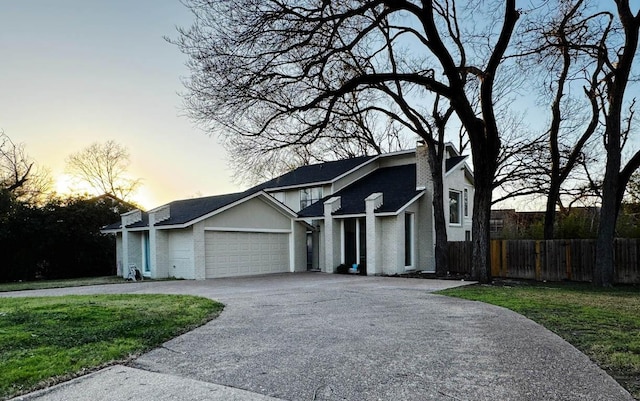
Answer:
[[449, 190, 461, 225], [404, 213, 414, 267], [300, 187, 323, 209]]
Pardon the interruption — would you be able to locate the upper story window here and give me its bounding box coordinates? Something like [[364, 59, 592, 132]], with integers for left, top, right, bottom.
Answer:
[[449, 190, 461, 225], [300, 187, 323, 210]]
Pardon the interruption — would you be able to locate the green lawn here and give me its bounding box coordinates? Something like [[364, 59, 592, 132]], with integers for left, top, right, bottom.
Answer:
[[438, 282, 640, 399], [0, 294, 223, 399], [0, 276, 136, 292]]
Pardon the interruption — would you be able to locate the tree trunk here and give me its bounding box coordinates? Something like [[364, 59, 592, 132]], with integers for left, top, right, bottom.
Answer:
[[544, 181, 560, 240], [470, 157, 495, 283], [471, 183, 492, 283], [592, 1, 639, 287], [594, 139, 620, 287], [430, 152, 448, 276], [594, 196, 617, 287]]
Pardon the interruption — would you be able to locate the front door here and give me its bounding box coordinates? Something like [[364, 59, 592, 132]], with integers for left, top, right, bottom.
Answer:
[[343, 218, 366, 272]]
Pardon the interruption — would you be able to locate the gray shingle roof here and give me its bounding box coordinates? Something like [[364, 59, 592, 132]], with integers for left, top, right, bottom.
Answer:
[[251, 155, 375, 191], [103, 156, 375, 230], [103, 151, 470, 230], [152, 156, 376, 226], [297, 164, 422, 218], [154, 192, 250, 226]]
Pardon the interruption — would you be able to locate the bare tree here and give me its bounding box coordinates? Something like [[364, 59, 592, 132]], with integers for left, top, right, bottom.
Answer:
[[591, 1, 640, 287], [0, 131, 33, 193], [172, 0, 523, 282], [0, 131, 52, 204], [515, 0, 608, 239], [66, 140, 141, 202]]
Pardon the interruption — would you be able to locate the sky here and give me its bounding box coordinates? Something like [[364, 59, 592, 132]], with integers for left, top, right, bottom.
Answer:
[[0, 1, 242, 209], [2, 2, 637, 212]]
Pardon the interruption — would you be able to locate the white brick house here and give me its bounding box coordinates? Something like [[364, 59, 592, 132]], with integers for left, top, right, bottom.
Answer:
[[102, 143, 474, 279]]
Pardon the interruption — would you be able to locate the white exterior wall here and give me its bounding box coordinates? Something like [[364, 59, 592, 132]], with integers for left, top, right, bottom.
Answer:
[[365, 193, 383, 275], [115, 234, 123, 276], [444, 167, 474, 241], [323, 197, 342, 273], [193, 221, 206, 279], [280, 190, 302, 212], [332, 161, 378, 192], [127, 232, 143, 273], [167, 228, 195, 279], [153, 229, 170, 278], [203, 197, 292, 230], [378, 152, 415, 168], [292, 221, 307, 272], [317, 220, 325, 270], [380, 217, 399, 275], [416, 195, 435, 272]]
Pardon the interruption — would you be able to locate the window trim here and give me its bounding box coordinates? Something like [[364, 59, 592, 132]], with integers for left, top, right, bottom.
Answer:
[[449, 190, 462, 226], [300, 186, 323, 210]]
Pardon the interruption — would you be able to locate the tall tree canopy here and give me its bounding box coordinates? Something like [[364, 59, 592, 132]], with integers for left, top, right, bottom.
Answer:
[[173, 0, 522, 282]]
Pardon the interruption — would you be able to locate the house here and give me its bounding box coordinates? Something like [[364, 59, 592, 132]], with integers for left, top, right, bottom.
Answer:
[[101, 142, 474, 279]]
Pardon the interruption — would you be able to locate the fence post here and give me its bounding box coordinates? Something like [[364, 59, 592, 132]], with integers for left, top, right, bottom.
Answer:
[[491, 240, 501, 277], [535, 240, 542, 281], [565, 241, 572, 280], [501, 240, 508, 277]]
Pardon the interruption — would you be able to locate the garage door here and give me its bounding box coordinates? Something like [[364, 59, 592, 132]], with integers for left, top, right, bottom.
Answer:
[[205, 231, 290, 278]]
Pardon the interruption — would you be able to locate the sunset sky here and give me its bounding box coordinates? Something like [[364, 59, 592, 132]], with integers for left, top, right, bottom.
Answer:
[[4, 2, 634, 212], [0, 1, 242, 209]]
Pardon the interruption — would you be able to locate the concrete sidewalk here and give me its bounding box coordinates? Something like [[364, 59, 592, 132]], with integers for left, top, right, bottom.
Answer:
[[11, 366, 283, 401], [5, 273, 635, 401]]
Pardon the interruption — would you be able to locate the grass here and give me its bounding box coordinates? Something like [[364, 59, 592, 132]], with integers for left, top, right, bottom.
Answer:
[[0, 294, 223, 399], [0, 276, 161, 292], [438, 282, 640, 399]]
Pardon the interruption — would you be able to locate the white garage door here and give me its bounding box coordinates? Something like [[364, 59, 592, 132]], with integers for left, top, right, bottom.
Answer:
[[205, 231, 290, 278]]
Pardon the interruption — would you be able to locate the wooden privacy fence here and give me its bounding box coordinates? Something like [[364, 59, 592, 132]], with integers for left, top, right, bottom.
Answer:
[[448, 239, 640, 284]]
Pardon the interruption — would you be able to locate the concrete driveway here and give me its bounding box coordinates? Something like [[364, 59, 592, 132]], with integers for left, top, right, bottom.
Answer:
[[5, 273, 634, 401]]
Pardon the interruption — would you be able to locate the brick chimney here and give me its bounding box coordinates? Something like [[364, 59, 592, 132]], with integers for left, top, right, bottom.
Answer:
[[415, 140, 432, 191]]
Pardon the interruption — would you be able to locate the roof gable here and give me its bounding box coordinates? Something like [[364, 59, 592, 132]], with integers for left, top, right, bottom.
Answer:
[[445, 155, 467, 172], [152, 156, 376, 227], [154, 191, 250, 227], [298, 164, 422, 217], [255, 155, 375, 190]]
